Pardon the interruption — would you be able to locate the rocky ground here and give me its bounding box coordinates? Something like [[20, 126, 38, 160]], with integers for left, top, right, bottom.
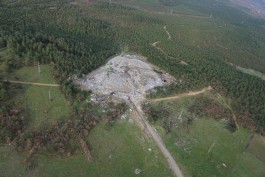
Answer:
[[76, 55, 175, 105]]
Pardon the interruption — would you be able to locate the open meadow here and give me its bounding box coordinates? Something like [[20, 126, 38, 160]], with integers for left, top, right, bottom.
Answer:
[[0, 121, 173, 177], [144, 93, 265, 177]]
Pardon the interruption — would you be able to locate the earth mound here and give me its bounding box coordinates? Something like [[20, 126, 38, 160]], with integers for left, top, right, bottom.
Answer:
[[76, 55, 175, 104]]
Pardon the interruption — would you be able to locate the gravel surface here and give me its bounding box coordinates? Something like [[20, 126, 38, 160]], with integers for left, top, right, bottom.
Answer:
[[76, 55, 174, 104]]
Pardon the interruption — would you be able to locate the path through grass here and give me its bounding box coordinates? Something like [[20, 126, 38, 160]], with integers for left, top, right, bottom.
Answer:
[[11, 65, 70, 130]]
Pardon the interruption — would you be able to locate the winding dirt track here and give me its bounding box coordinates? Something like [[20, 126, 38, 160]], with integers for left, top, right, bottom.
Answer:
[[2, 80, 59, 87], [164, 25, 171, 40], [148, 86, 212, 102]]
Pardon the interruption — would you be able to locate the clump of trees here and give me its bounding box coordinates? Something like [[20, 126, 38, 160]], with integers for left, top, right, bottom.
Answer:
[[189, 96, 237, 132]]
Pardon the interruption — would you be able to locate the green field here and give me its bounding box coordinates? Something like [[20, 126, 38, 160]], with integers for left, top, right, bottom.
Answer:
[[1, 63, 174, 176], [145, 95, 265, 177], [236, 66, 265, 80], [9, 65, 70, 130], [0, 121, 173, 177]]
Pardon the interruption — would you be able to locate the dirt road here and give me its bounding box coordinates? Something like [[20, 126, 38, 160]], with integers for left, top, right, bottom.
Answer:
[[152, 41, 167, 55], [144, 120, 184, 177], [164, 25, 171, 40], [129, 100, 184, 177], [148, 86, 212, 102], [151, 26, 187, 64], [2, 80, 60, 87]]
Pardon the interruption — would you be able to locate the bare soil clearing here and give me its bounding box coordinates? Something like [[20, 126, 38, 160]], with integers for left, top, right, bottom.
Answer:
[[76, 55, 175, 105]]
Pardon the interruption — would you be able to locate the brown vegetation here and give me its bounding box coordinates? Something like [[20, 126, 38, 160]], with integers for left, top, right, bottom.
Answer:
[[79, 138, 93, 162], [0, 102, 127, 165], [189, 96, 237, 132]]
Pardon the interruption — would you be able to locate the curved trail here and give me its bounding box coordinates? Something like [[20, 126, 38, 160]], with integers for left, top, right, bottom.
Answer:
[[148, 86, 212, 102], [152, 41, 168, 56], [164, 25, 171, 40], [2, 80, 60, 87], [217, 93, 239, 129], [151, 26, 188, 65]]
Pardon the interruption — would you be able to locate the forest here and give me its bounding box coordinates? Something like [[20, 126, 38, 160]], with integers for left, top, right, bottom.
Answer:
[[91, 1, 265, 130], [0, 0, 265, 157]]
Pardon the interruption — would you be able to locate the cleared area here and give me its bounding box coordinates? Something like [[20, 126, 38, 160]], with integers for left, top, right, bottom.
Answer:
[[76, 55, 175, 105], [76, 54, 185, 177]]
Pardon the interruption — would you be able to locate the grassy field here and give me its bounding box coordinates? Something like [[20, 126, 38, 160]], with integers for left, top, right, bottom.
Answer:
[[0, 57, 173, 176], [246, 135, 265, 163], [0, 121, 173, 177], [228, 151, 265, 177], [10, 64, 57, 84], [0, 146, 28, 177], [145, 94, 265, 177], [236, 66, 265, 80], [8, 65, 70, 130]]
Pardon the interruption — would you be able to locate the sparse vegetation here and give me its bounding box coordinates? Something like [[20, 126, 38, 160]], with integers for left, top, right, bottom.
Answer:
[[144, 94, 265, 177]]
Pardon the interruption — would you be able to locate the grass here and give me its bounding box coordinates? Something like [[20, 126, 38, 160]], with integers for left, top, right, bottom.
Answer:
[[146, 94, 265, 177], [0, 121, 173, 177], [228, 152, 265, 177], [9, 64, 57, 84], [247, 135, 265, 163], [0, 146, 27, 177], [10, 65, 70, 130], [236, 66, 265, 80], [0, 56, 172, 176]]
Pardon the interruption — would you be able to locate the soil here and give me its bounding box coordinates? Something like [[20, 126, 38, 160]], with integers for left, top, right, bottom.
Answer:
[[148, 86, 212, 102], [76, 55, 175, 105]]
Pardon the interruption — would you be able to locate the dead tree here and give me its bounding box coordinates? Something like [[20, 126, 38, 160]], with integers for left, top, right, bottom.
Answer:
[[79, 138, 93, 162]]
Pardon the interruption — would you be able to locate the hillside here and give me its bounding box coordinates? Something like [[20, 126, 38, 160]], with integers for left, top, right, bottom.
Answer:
[[0, 0, 265, 176]]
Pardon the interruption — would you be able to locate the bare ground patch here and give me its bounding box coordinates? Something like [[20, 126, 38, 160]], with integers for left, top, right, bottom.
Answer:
[[76, 54, 175, 105]]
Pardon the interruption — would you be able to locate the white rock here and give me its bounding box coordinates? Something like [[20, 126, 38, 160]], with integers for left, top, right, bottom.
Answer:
[[134, 168, 142, 175]]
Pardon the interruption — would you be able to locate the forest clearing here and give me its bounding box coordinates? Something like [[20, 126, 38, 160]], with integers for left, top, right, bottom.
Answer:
[[1, 0, 265, 176]]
